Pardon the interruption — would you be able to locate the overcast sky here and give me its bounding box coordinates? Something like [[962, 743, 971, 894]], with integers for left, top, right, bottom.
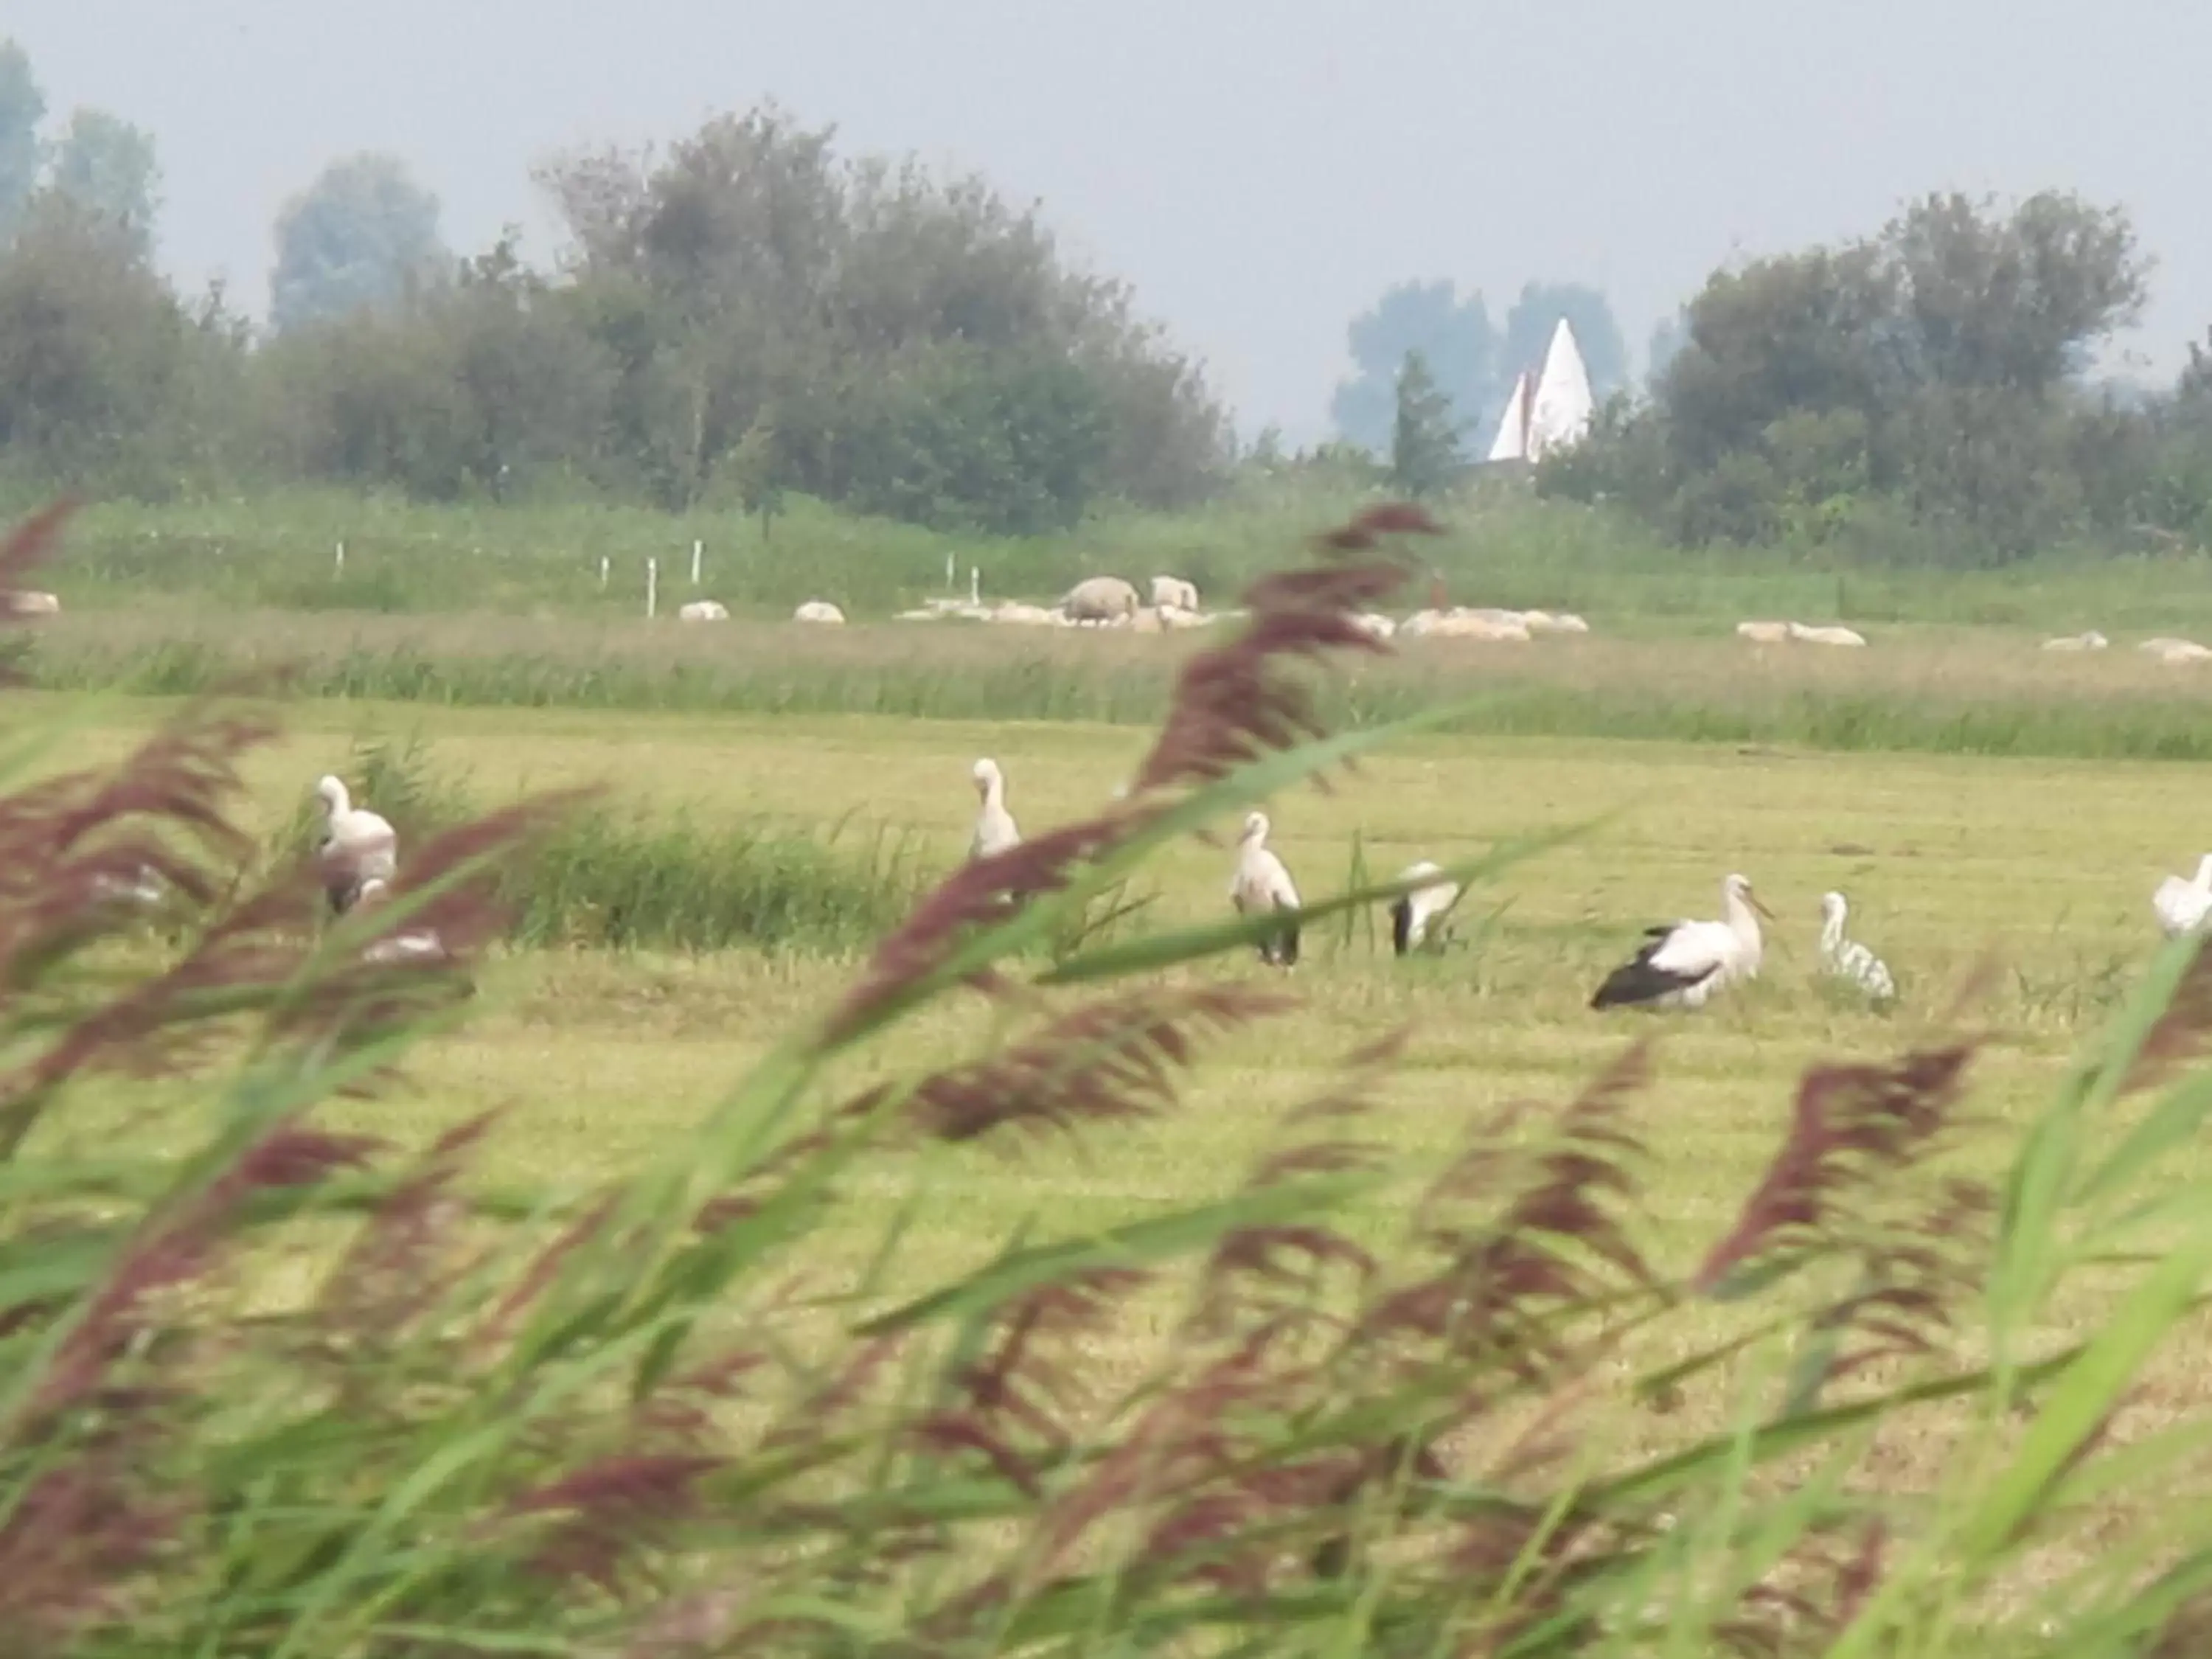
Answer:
[[11, 0, 2210, 442]]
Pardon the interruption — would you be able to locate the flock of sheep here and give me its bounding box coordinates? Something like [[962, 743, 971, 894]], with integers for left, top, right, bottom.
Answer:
[[1736, 619, 2212, 664], [678, 574, 1599, 644], [702, 587, 2212, 666]]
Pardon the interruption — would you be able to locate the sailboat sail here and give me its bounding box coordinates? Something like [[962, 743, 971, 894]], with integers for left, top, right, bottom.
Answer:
[[1486, 370, 1532, 463], [1527, 319, 1596, 461]]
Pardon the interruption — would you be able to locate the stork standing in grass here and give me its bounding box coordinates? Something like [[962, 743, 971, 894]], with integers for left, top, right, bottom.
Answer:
[[1818, 891, 1896, 1004], [1590, 872, 1773, 1011], [315, 774, 397, 917], [2153, 853, 2212, 939], [1231, 810, 1301, 967], [969, 758, 1020, 861], [1390, 860, 1461, 956]]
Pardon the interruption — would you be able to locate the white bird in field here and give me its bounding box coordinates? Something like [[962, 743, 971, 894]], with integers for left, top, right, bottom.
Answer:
[[1590, 872, 1774, 1012], [352, 877, 451, 964], [314, 774, 397, 917], [968, 758, 1021, 860], [1231, 810, 1302, 967], [1389, 860, 1461, 956], [88, 864, 166, 909], [1818, 891, 1896, 1004], [2152, 854, 2212, 939]]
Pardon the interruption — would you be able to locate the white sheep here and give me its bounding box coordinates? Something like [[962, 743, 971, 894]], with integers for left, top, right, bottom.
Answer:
[[1522, 611, 1590, 635], [1351, 612, 1397, 641], [987, 602, 1062, 627], [1060, 576, 1141, 623], [1150, 575, 1200, 612], [793, 600, 846, 625], [1427, 611, 1531, 642], [1786, 622, 1868, 647], [1, 591, 60, 617], [1736, 620, 1791, 644], [2141, 636, 2212, 664], [678, 600, 730, 622], [2041, 630, 2109, 652]]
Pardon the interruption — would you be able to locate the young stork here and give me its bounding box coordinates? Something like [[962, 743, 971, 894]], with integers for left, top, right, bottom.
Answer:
[[1231, 810, 1302, 967], [2153, 853, 2212, 939], [352, 877, 451, 965], [968, 758, 1021, 861], [1818, 891, 1896, 1004], [314, 774, 397, 917], [1390, 860, 1461, 956], [1590, 872, 1773, 1011]]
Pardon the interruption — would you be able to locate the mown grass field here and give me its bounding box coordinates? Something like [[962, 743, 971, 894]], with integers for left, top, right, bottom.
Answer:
[[60, 694, 2212, 1318]]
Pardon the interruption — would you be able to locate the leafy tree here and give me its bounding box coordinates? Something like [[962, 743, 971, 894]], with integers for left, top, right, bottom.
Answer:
[[1555, 190, 2157, 561], [1646, 309, 1688, 387], [1388, 349, 1463, 498], [270, 153, 449, 334], [0, 195, 207, 492], [46, 107, 162, 260], [1331, 280, 1495, 453], [0, 38, 42, 243], [534, 102, 1222, 524]]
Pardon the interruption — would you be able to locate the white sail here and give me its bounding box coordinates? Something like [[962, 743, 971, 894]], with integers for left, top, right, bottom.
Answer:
[[1527, 319, 1596, 460], [1485, 370, 1532, 463]]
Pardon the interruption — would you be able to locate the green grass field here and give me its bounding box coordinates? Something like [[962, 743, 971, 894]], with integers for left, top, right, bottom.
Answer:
[[71, 694, 2210, 1316]]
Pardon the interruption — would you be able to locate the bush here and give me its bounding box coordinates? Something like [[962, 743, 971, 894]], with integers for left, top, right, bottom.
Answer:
[[14, 496, 2212, 1654], [307, 733, 928, 954]]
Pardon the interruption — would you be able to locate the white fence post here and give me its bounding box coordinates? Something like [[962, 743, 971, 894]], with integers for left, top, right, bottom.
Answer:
[[335, 540, 346, 574], [946, 552, 956, 591], [970, 566, 981, 606], [647, 557, 658, 619], [598, 554, 610, 589], [690, 538, 703, 585]]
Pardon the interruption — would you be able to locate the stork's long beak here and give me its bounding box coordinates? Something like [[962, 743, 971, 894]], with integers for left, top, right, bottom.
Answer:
[[1750, 893, 1777, 922]]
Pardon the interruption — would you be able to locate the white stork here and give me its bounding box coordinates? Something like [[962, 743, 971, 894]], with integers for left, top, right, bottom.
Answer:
[[315, 775, 397, 917], [1818, 891, 1896, 1003], [968, 759, 1020, 861], [352, 877, 451, 964], [1231, 810, 1301, 967], [2153, 854, 2212, 939], [1389, 860, 1461, 956], [1590, 872, 1773, 1011]]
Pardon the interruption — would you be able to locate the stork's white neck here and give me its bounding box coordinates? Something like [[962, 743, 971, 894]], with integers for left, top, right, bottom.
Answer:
[[2194, 855, 2212, 891], [1725, 887, 1763, 950], [1819, 907, 1844, 954]]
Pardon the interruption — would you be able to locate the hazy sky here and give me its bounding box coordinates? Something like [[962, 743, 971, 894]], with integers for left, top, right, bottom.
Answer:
[[12, 1, 2211, 442]]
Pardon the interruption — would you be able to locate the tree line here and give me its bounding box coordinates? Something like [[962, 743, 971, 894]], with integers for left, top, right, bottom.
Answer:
[[1536, 190, 2212, 564], [0, 38, 1230, 535]]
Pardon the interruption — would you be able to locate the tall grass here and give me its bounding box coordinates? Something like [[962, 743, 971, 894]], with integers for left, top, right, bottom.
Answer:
[[296, 734, 928, 954], [25, 498, 2212, 1652], [35, 605, 2212, 762]]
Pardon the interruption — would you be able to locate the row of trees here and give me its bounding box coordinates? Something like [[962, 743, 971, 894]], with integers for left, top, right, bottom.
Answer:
[[1539, 190, 2212, 563], [0, 38, 1230, 534], [0, 41, 161, 259]]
